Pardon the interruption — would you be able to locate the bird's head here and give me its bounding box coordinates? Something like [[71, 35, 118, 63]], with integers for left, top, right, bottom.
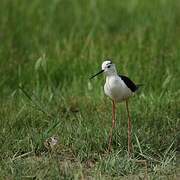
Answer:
[[90, 59, 117, 79]]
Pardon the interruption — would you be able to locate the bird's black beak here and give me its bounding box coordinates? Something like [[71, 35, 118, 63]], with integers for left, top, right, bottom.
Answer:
[[90, 69, 104, 79]]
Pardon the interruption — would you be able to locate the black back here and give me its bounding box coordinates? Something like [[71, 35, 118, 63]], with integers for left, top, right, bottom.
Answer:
[[119, 75, 138, 92]]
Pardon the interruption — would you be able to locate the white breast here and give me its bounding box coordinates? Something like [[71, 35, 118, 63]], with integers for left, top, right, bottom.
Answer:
[[104, 76, 133, 102]]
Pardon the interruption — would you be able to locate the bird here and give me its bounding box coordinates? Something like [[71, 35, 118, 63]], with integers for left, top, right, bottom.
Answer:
[[90, 60, 141, 156]]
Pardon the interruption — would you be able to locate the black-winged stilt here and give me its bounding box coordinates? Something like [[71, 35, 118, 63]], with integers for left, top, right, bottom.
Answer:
[[90, 60, 141, 156]]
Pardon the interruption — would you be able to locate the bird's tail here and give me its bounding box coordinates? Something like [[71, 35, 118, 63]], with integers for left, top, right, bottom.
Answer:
[[137, 84, 144, 88], [136, 84, 144, 91]]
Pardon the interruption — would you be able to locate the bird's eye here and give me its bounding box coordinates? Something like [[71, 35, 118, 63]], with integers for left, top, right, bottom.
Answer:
[[107, 65, 111, 68]]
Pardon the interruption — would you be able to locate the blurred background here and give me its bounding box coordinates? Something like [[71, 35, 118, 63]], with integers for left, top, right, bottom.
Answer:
[[0, 0, 179, 97], [0, 0, 179, 178]]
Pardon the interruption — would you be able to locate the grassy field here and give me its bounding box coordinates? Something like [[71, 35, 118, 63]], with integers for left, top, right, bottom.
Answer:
[[0, 0, 179, 179]]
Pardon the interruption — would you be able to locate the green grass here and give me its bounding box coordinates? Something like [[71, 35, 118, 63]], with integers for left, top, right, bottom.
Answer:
[[0, 0, 179, 179]]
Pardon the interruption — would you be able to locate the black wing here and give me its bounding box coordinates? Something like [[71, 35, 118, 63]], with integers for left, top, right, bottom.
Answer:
[[119, 75, 138, 92]]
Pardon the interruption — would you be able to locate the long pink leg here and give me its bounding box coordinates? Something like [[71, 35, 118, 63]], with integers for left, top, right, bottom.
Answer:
[[126, 100, 132, 157], [108, 100, 116, 152]]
